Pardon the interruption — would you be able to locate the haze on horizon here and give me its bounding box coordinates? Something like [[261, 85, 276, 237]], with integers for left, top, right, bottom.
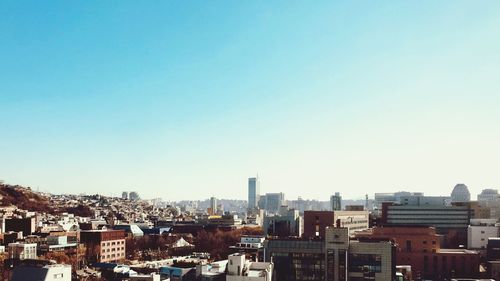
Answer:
[[1, 1, 500, 201]]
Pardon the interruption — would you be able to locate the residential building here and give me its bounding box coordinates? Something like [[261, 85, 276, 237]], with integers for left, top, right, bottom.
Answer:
[[80, 230, 126, 263], [39, 235, 78, 254], [8, 242, 37, 260], [303, 210, 369, 238], [114, 224, 144, 238]]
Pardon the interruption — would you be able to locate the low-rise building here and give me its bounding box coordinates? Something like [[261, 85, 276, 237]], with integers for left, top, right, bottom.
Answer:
[[468, 219, 499, 250], [80, 229, 126, 263], [355, 226, 480, 280], [8, 242, 37, 260], [303, 210, 369, 238], [11, 264, 71, 281], [227, 253, 273, 281]]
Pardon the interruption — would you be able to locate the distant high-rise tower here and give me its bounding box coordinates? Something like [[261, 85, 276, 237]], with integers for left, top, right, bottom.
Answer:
[[265, 192, 285, 214], [210, 197, 217, 215], [129, 191, 140, 201], [330, 192, 342, 211], [451, 184, 471, 202], [248, 177, 260, 210], [121, 192, 128, 200]]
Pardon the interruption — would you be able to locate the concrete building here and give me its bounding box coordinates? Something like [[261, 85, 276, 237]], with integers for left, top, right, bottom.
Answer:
[[39, 235, 78, 254], [303, 210, 369, 238], [355, 226, 481, 280], [264, 193, 285, 214], [451, 183, 471, 202], [196, 260, 228, 281], [5, 217, 36, 236], [129, 191, 140, 201], [373, 192, 424, 212], [114, 224, 144, 238], [11, 264, 71, 281], [264, 227, 395, 281], [8, 242, 37, 260], [468, 219, 499, 249], [230, 236, 265, 262], [487, 238, 500, 261], [227, 253, 273, 281], [478, 189, 499, 202], [263, 208, 302, 238], [330, 193, 341, 211], [248, 177, 260, 210], [122, 191, 129, 200], [381, 202, 471, 247], [80, 229, 126, 263]]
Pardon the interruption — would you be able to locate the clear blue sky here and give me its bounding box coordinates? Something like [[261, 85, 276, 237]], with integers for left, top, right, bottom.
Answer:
[[1, 1, 500, 200]]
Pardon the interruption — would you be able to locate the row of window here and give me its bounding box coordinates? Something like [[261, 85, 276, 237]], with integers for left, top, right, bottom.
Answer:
[[101, 240, 125, 247], [102, 247, 125, 253]]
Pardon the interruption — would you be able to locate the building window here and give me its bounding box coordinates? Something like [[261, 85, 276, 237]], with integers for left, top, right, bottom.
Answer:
[[406, 240, 412, 252]]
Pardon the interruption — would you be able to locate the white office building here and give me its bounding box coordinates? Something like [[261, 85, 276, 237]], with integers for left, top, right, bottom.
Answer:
[[468, 219, 499, 249], [226, 253, 273, 281]]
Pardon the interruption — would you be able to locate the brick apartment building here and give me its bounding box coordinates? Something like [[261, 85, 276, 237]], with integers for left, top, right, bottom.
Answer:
[[80, 230, 126, 263]]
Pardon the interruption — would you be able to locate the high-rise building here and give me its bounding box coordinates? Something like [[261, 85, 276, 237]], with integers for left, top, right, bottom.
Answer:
[[451, 183, 471, 202], [478, 189, 500, 202], [121, 191, 128, 200], [210, 197, 217, 215], [248, 177, 260, 210], [330, 192, 342, 211], [129, 191, 140, 201], [265, 193, 285, 214]]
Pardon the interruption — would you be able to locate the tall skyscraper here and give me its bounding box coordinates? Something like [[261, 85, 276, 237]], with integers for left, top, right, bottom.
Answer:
[[330, 192, 342, 211], [248, 177, 260, 210], [210, 197, 217, 215]]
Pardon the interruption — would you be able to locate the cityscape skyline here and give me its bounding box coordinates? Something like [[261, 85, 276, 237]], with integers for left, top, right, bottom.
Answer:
[[2, 1, 500, 201]]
